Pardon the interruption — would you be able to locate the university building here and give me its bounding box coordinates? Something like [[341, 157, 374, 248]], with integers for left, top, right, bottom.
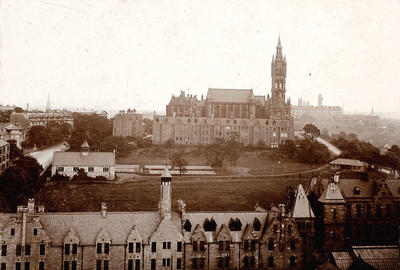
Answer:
[[306, 171, 400, 252], [0, 169, 315, 270], [153, 38, 294, 147], [112, 110, 144, 138]]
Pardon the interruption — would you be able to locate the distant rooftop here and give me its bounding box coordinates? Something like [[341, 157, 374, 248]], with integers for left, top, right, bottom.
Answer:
[[330, 158, 366, 167]]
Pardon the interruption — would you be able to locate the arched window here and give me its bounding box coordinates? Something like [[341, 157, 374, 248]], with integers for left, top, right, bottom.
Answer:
[[253, 218, 261, 231]]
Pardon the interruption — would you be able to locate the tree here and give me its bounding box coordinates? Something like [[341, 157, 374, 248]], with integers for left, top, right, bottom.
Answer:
[[303, 123, 320, 139], [297, 139, 330, 164], [0, 156, 43, 211], [255, 139, 267, 149], [99, 136, 134, 157], [281, 140, 297, 159], [224, 138, 240, 167], [27, 125, 48, 148], [165, 138, 175, 147], [171, 148, 188, 176], [206, 143, 225, 170], [68, 113, 112, 151]]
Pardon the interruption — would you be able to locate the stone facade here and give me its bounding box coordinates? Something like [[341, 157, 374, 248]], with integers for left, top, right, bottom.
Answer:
[[153, 38, 294, 147], [0, 124, 24, 148], [0, 169, 314, 270], [112, 110, 144, 138], [0, 140, 10, 174], [307, 172, 400, 252]]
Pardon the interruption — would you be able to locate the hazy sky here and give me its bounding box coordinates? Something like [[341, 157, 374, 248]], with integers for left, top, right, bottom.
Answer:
[[1, 0, 399, 114]]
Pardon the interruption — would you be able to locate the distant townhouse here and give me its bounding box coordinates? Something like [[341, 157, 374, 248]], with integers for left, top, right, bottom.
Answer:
[[0, 124, 24, 148], [0, 139, 10, 173], [0, 168, 315, 269], [51, 141, 115, 180], [112, 109, 144, 138]]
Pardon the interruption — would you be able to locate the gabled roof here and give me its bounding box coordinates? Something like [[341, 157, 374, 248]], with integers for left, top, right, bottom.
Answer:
[[318, 183, 345, 204], [330, 158, 366, 167], [183, 211, 267, 243], [385, 179, 400, 199], [52, 151, 115, 166], [0, 139, 8, 147], [206, 88, 254, 103], [292, 184, 315, 218]]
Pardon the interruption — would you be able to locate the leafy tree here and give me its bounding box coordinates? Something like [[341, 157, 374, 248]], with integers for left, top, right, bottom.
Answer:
[[27, 125, 48, 148], [171, 148, 188, 176], [68, 113, 112, 151], [303, 123, 321, 139], [0, 156, 43, 211], [206, 143, 225, 169], [281, 140, 297, 159], [143, 118, 153, 135], [224, 137, 240, 167], [297, 139, 330, 164], [165, 138, 175, 147], [255, 139, 267, 149], [99, 136, 133, 157]]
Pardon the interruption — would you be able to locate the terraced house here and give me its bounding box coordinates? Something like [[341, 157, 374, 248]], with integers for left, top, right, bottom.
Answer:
[[0, 169, 314, 269], [153, 38, 294, 147]]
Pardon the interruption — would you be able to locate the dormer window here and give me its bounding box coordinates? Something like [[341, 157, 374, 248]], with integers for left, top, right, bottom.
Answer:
[[183, 219, 192, 232], [353, 187, 360, 195], [253, 218, 261, 231]]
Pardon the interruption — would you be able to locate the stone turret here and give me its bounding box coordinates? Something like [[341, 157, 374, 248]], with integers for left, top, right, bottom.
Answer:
[[159, 167, 172, 220]]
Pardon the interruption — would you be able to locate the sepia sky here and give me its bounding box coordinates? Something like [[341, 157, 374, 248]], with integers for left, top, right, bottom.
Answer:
[[1, 0, 399, 115]]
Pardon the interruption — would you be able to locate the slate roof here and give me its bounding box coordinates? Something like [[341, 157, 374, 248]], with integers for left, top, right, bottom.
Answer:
[[183, 211, 267, 243], [52, 151, 115, 166], [385, 179, 400, 200], [292, 184, 315, 218], [337, 179, 374, 200], [206, 88, 255, 103], [330, 158, 366, 167], [332, 251, 354, 270], [352, 246, 400, 270], [318, 183, 346, 203], [34, 212, 161, 245]]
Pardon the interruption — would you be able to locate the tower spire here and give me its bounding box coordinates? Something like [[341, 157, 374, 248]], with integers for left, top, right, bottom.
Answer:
[[46, 93, 51, 112], [275, 36, 283, 59]]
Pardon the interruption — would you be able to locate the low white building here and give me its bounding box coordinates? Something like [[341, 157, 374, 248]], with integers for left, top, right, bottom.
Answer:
[[51, 141, 115, 180]]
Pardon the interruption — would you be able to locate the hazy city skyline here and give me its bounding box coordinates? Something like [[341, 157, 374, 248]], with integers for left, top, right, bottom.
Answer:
[[1, 0, 399, 116]]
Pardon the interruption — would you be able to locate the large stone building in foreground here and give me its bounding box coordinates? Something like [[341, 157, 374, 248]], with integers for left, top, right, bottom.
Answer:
[[153, 38, 294, 147], [0, 169, 314, 270]]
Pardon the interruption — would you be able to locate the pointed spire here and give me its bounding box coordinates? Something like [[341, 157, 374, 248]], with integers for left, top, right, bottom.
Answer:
[[46, 93, 51, 112], [275, 36, 283, 59]]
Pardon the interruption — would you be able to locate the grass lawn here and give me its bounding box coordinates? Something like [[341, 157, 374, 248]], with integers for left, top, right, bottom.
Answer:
[[116, 146, 321, 176], [35, 173, 315, 213]]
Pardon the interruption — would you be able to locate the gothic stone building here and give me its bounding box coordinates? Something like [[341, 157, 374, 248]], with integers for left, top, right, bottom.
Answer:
[[0, 170, 314, 270], [306, 172, 400, 252], [153, 38, 294, 147]]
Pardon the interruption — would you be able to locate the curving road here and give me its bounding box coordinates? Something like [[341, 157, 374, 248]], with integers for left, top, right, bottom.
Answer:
[[28, 143, 68, 170]]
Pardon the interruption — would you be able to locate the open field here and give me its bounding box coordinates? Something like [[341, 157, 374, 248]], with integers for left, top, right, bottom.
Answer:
[[35, 173, 315, 212], [117, 147, 320, 176]]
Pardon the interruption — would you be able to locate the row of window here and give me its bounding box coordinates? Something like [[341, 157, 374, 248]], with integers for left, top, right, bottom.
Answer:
[[150, 258, 182, 270], [346, 203, 400, 218], [1, 244, 44, 256], [57, 167, 109, 172], [1, 261, 44, 270], [151, 242, 182, 253]]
